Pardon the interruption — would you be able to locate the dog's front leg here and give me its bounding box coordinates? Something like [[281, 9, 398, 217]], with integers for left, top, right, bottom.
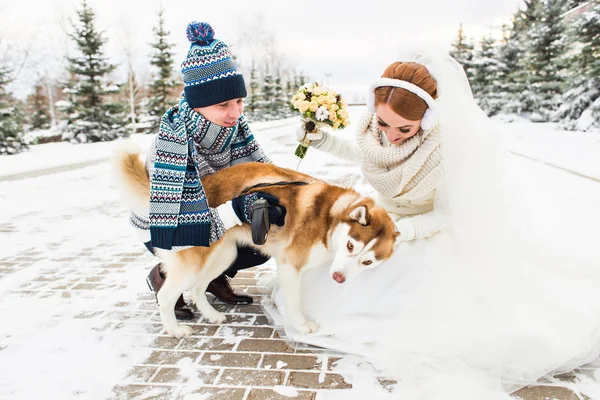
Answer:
[[278, 263, 318, 334]]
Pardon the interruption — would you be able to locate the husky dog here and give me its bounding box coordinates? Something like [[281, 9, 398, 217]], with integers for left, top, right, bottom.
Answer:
[[114, 144, 398, 338]]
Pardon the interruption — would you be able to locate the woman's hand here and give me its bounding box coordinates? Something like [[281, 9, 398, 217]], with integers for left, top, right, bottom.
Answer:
[[295, 127, 324, 143]]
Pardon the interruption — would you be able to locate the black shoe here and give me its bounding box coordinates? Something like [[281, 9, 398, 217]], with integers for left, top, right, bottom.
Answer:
[[146, 263, 194, 320]]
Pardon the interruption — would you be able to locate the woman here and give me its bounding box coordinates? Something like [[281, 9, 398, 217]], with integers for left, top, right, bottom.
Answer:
[[268, 52, 600, 397], [298, 60, 445, 241]]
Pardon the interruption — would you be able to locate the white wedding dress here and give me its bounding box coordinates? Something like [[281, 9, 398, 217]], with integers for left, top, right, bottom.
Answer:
[[263, 52, 600, 399]]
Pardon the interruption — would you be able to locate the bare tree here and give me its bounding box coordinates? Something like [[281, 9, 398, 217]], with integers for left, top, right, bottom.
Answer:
[[119, 19, 140, 135]]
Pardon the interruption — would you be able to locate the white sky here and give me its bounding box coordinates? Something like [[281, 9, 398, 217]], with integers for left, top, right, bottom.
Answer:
[[0, 0, 524, 100]]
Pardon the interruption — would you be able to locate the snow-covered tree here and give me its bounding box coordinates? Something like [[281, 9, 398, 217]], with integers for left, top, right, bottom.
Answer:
[[502, 0, 542, 114], [27, 83, 51, 130], [245, 61, 261, 118], [62, 0, 126, 143], [0, 64, 27, 155], [450, 24, 475, 84], [147, 7, 177, 131], [554, 1, 600, 130], [258, 67, 276, 120], [295, 72, 306, 92], [470, 35, 505, 116], [496, 22, 525, 114], [273, 69, 288, 119], [517, 0, 568, 121], [284, 72, 297, 117]]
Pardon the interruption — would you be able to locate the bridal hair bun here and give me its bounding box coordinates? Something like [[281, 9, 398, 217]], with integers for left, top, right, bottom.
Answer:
[[186, 21, 215, 43]]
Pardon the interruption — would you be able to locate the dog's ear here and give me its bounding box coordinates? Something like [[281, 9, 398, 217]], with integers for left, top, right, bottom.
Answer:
[[349, 205, 370, 226]]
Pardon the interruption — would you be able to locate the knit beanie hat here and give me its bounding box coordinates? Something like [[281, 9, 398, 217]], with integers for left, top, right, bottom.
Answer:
[[181, 21, 247, 108]]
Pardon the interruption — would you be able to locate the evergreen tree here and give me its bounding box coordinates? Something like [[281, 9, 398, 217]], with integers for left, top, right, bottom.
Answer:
[[504, 0, 542, 114], [497, 22, 525, 114], [245, 61, 261, 119], [148, 7, 177, 130], [0, 64, 27, 155], [273, 69, 287, 118], [512, 0, 542, 34], [62, 0, 126, 143], [518, 0, 568, 121], [260, 67, 276, 120], [470, 35, 505, 116], [555, 1, 600, 129], [285, 73, 296, 117], [450, 24, 475, 84], [27, 83, 51, 130], [295, 72, 306, 92]]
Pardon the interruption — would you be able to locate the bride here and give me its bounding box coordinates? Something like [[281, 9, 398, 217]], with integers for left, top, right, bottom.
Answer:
[[265, 51, 600, 398]]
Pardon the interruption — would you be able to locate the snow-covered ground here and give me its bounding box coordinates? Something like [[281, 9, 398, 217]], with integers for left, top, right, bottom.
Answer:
[[499, 120, 600, 182], [0, 106, 598, 399]]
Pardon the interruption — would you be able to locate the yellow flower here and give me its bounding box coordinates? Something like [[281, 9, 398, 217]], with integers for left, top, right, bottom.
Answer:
[[327, 95, 336, 104], [299, 101, 310, 113], [330, 104, 339, 111], [309, 102, 319, 112], [329, 110, 337, 121], [313, 86, 324, 96], [317, 95, 327, 105], [333, 120, 341, 129], [297, 92, 306, 101]]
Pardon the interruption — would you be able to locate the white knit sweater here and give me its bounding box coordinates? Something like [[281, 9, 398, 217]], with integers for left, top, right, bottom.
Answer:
[[313, 112, 448, 241]]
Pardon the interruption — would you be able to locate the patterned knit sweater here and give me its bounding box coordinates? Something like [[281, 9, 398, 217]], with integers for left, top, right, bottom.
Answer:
[[130, 110, 270, 250]]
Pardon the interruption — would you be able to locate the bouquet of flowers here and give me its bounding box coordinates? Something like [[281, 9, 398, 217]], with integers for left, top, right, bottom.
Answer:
[[291, 83, 350, 158]]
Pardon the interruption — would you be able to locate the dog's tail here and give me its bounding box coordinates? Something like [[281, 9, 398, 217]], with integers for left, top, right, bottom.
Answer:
[[112, 139, 150, 215]]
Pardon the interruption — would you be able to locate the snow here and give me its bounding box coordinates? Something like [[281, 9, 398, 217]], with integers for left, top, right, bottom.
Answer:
[[273, 385, 299, 396], [498, 121, 600, 181]]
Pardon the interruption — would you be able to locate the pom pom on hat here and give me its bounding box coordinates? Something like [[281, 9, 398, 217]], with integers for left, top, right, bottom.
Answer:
[[181, 21, 247, 107], [186, 21, 215, 43]]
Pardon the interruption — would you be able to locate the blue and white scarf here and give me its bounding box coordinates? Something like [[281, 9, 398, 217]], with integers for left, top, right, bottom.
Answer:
[[149, 96, 269, 250]]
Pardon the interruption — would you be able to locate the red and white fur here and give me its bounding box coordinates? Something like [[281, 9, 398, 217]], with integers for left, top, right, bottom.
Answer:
[[114, 143, 398, 338]]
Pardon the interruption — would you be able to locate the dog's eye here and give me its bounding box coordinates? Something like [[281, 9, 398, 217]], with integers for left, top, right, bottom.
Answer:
[[347, 241, 354, 252], [362, 260, 372, 266]]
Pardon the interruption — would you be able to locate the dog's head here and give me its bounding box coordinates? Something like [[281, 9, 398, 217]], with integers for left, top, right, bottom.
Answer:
[[329, 198, 398, 283]]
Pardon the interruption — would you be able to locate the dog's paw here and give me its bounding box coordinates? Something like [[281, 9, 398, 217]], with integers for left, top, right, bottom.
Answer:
[[167, 324, 193, 338], [205, 310, 227, 324], [294, 320, 319, 334]]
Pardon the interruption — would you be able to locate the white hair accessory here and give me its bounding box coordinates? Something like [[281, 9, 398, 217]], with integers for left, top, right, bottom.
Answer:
[[366, 77, 439, 130]]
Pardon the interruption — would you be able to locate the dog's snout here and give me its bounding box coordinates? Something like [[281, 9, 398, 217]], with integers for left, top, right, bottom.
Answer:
[[332, 272, 346, 284]]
